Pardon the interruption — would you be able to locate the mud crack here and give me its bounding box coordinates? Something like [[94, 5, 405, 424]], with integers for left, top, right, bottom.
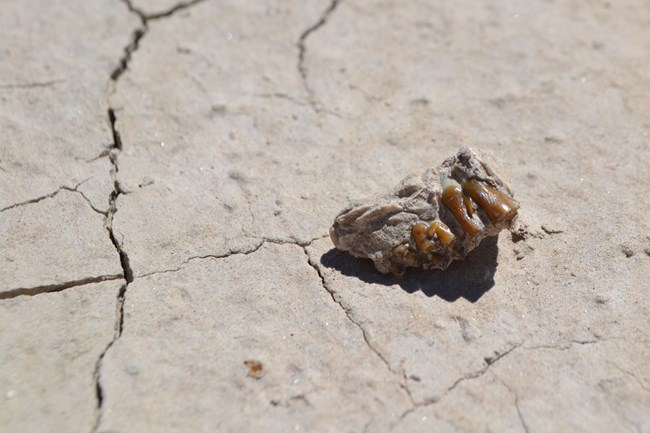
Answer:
[[302, 246, 415, 411], [524, 337, 610, 352], [443, 342, 522, 396], [0, 178, 102, 214], [133, 0, 209, 20], [297, 0, 341, 112], [393, 342, 522, 428], [496, 376, 531, 433], [0, 275, 123, 300], [0, 79, 65, 89], [137, 235, 330, 279], [110, 6, 146, 81], [94, 0, 213, 426], [90, 282, 126, 433], [91, 108, 133, 433], [111, 0, 210, 81]]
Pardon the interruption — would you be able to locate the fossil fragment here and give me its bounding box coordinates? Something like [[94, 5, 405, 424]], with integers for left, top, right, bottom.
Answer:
[[244, 359, 264, 379], [330, 147, 519, 276]]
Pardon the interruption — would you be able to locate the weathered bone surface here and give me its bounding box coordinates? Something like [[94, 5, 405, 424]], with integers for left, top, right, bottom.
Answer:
[[330, 147, 519, 276]]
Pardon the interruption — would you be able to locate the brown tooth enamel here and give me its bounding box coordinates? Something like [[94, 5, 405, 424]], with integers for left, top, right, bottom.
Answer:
[[411, 222, 435, 252], [462, 179, 519, 224], [441, 181, 482, 236], [426, 221, 456, 246]]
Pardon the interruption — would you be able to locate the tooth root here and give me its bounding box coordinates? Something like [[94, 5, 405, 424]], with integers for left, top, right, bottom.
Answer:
[[389, 245, 409, 276], [462, 179, 519, 224], [429, 253, 444, 268], [427, 221, 456, 246], [390, 244, 420, 276], [389, 263, 406, 277], [442, 182, 482, 236]]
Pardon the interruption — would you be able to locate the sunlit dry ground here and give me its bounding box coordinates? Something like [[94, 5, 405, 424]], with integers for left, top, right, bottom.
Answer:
[[1, 0, 649, 432]]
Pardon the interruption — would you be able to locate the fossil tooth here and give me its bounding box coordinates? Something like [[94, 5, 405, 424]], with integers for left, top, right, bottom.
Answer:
[[426, 220, 456, 246], [462, 179, 518, 224], [411, 222, 435, 252], [330, 147, 519, 275], [441, 177, 483, 237]]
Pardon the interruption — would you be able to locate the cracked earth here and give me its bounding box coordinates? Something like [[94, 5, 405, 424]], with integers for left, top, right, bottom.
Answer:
[[1, 0, 649, 432]]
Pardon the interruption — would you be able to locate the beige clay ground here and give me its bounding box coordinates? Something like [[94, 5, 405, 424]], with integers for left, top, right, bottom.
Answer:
[[1, 0, 649, 432]]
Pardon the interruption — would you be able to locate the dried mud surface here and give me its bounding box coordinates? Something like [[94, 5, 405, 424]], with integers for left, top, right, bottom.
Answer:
[[1, 1, 649, 432]]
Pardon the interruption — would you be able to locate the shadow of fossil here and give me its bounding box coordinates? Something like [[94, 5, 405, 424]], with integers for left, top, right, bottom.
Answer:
[[320, 235, 499, 303]]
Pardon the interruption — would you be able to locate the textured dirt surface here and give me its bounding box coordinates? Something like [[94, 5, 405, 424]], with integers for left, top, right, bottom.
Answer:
[[1, 0, 649, 432]]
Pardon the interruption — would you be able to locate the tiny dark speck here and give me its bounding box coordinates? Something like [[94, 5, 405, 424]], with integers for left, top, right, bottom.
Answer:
[[228, 170, 247, 183], [410, 98, 429, 106], [621, 245, 634, 258], [211, 104, 227, 114]]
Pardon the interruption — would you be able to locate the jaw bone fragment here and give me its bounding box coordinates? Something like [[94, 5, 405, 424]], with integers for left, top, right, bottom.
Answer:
[[330, 147, 519, 276]]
